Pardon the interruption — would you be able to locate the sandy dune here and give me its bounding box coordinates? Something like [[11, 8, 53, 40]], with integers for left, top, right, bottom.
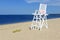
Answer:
[[0, 18, 60, 40]]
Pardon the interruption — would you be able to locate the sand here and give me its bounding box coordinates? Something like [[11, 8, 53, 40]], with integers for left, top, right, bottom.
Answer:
[[0, 18, 60, 40]]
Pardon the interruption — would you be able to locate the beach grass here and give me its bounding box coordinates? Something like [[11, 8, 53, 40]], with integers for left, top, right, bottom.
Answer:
[[12, 29, 21, 33]]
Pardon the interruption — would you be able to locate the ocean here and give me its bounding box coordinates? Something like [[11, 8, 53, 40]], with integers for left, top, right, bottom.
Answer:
[[0, 14, 60, 25]]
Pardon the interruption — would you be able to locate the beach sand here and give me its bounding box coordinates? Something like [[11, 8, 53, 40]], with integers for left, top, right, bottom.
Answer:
[[0, 18, 60, 40]]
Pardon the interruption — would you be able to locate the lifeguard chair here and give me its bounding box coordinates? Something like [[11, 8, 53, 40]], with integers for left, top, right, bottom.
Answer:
[[30, 3, 48, 30]]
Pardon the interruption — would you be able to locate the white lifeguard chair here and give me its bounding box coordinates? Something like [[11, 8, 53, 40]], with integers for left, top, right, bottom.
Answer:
[[30, 3, 48, 30]]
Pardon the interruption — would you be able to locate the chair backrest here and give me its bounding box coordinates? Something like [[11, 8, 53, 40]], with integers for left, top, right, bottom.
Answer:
[[39, 4, 47, 14]]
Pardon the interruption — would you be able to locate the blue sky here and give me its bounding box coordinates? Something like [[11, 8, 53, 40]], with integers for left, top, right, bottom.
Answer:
[[0, 0, 60, 15]]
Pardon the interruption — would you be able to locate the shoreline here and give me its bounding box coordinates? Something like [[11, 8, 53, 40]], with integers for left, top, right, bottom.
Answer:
[[0, 18, 60, 25]]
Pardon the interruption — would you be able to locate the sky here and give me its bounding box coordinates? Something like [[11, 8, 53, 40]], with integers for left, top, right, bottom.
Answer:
[[0, 0, 60, 15]]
